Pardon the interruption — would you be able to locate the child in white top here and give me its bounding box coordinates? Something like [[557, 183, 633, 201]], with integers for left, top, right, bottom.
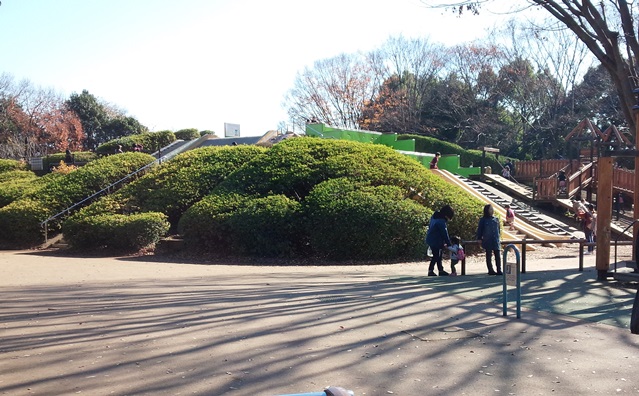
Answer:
[[446, 236, 463, 276]]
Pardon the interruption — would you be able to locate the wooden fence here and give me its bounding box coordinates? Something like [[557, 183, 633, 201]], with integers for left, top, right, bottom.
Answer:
[[509, 159, 634, 200]]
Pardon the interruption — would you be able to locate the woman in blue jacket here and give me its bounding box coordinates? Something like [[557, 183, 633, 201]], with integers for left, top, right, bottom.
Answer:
[[476, 204, 502, 275], [426, 205, 454, 276]]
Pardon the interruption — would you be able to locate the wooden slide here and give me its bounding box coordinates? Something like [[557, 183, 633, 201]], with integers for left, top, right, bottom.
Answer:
[[432, 170, 572, 249]]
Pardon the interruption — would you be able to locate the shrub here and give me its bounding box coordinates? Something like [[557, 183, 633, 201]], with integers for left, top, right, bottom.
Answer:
[[63, 212, 170, 251], [0, 170, 37, 183], [0, 159, 27, 173], [0, 199, 50, 248], [178, 193, 303, 257], [69, 145, 267, 227], [178, 192, 248, 253], [226, 195, 303, 257], [0, 152, 155, 247], [50, 161, 78, 175], [95, 131, 176, 155], [174, 128, 200, 141], [178, 138, 485, 261], [305, 179, 431, 260], [0, 171, 39, 207], [216, 137, 433, 199]]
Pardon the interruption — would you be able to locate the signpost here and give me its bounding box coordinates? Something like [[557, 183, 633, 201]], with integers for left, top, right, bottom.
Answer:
[[502, 244, 521, 318]]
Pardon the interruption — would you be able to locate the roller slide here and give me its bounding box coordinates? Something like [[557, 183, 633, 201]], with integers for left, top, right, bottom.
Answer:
[[432, 170, 571, 246]]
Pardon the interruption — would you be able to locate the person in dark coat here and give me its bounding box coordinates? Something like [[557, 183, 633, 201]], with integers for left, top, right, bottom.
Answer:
[[64, 149, 73, 164], [476, 204, 502, 275], [425, 204, 454, 276]]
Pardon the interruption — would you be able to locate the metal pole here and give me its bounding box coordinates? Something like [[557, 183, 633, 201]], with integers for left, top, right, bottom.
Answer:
[[502, 244, 521, 318]]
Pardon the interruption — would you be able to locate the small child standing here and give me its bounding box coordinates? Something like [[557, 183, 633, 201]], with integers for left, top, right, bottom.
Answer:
[[446, 236, 464, 276], [504, 204, 515, 231]]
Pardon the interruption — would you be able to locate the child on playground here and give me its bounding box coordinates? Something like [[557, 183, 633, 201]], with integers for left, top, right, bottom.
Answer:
[[572, 199, 587, 222], [504, 204, 515, 231], [446, 236, 464, 276]]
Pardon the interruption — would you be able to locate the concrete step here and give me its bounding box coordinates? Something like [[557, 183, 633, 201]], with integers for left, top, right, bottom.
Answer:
[[612, 272, 639, 283], [612, 260, 638, 270]]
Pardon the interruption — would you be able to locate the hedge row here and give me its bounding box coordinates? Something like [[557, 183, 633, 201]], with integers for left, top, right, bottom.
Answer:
[[42, 151, 98, 170], [95, 131, 176, 156], [397, 134, 512, 170], [0, 152, 155, 248]]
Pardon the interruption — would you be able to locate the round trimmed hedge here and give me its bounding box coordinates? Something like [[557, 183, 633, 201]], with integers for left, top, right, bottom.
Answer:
[[174, 128, 200, 141], [304, 179, 431, 260], [63, 212, 170, 251], [178, 137, 485, 261], [178, 193, 303, 257]]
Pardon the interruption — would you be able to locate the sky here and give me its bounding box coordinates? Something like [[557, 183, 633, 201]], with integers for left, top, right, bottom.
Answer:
[[0, 0, 516, 137]]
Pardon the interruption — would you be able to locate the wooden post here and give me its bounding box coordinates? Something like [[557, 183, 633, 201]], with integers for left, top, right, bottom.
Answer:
[[635, 110, 639, 262], [521, 239, 526, 273], [596, 157, 613, 280], [481, 150, 486, 175]]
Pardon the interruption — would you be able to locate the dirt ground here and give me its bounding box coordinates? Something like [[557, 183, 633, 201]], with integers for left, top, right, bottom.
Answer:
[[1, 243, 638, 395]]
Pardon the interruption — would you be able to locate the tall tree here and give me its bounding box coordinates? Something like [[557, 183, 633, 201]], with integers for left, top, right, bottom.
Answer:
[[65, 90, 108, 150], [102, 116, 148, 142], [0, 74, 84, 159], [284, 53, 379, 130], [360, 72, 434, 133], [66, 90, 147, 149], [438, 43, 505, 146], [376, 36, 446, 131], [422, 0, 639, 133]]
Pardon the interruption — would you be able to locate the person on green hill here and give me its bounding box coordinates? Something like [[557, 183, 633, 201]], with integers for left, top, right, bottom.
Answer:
[[64, 148, 73, 164], [425, 204, 454, 277], [476, 204, 502, 275], [429, 152, 441, 169]]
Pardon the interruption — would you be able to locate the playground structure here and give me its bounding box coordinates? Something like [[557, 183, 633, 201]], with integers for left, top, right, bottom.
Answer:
[[305, 120, 639, 280]]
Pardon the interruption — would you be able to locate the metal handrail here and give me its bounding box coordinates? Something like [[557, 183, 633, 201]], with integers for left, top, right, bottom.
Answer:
[[40, 158, 159, 242], [460, 238, 633, 276], [40, 137, 212, 242]]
